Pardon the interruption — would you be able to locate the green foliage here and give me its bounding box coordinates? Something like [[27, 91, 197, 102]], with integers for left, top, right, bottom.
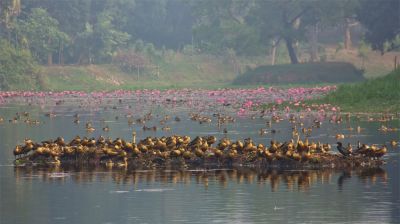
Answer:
[[0, 0, 21, 29], [357, 0, 400, 52], [192, 0, 263, 55], [16, 8, 69, 64], [91, 12, 130, 63], [335, 42, 344, 53], [313, 69, 400, 112], [358, 40, 370, 59], [0, 38, 38, 90]]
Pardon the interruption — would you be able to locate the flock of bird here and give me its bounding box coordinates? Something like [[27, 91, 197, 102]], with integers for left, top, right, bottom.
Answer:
[[13, 132, 389, 168]]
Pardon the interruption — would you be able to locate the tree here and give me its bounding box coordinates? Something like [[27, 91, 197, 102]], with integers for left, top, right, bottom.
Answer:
[[17, 8, 69, 65], [0, 38, 38, 89], [78, 12, 130, 63], [328, 0, 360, 51], [0, 0, 21, 29], [357, 0, 400, 53], [0, 0, 21, 41], [248, 0, 317, 64], [191, 0, 262, 55]]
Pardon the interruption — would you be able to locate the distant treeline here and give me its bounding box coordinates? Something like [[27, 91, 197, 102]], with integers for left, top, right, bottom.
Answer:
[[0, 0, 398, 69]]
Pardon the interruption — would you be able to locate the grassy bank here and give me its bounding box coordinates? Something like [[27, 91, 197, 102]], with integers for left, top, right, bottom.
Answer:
[[36, 54, 239, 91], [233, 62, 364, 85], [3, 47, 398, 91], [36, 61, 365, 91], [310, 69, 400, 112]]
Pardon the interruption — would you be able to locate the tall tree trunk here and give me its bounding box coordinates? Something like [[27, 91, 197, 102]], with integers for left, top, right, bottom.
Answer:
[[47, 38, 52, 65], [58, 40, 64, 65], [344, 19, 352, 50], [271, 39, 277, 65], [309, 24, 319, 62], [285, 37, 298, 64], [47, 52, 53, 65]]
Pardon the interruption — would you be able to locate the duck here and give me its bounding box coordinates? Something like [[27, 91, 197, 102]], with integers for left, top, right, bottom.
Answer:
[[162, 126, 171, 131], [335, 134, 345, 139], [9, 117, 18, 123], [55, 137, 66, 146], [372, 145, 387, 159], [183, 151, 192, 159], [259, 128, 268, 135], [116, 157, 128, 167], [206, 136, 217, 145], [13, 145, 24, 159], [313, 119, 322, 128], [132, 132, 137, 145], [102, 126, 110, 132], [269, 140, 279, 153], [45, 112, 56, 118]]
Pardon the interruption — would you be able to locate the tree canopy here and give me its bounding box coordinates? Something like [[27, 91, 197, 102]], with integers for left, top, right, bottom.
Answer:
[[0, 0, 398, 67], [357, 0, 400, 53]]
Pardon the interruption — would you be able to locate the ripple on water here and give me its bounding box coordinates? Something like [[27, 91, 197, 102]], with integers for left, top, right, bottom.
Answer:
[[48, 173, 70, 178], [109, 190, 130, 194], [134, 188, 174, 192]]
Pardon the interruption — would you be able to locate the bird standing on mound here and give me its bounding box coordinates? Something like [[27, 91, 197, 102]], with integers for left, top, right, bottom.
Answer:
[[337, 142, 351, 157]]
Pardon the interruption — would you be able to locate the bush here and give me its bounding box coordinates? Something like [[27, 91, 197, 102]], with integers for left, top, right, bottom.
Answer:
[[233, 62, 364, 85], [113, 50, 151, 73]]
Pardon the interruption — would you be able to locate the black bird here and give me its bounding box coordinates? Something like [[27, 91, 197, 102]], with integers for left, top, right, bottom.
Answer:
[[336, 142, 351, 157]]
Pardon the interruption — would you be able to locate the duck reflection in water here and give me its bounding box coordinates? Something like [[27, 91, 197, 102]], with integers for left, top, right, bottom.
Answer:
[[337, 170, 352, 191], [14, 166, 388, 192]]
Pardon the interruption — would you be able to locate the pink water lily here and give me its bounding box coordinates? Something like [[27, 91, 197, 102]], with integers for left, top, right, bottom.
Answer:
[[0, 85, 337, 116]]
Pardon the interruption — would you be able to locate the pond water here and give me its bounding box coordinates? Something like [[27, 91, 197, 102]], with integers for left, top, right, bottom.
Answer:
[[0, 94, 399, 223]]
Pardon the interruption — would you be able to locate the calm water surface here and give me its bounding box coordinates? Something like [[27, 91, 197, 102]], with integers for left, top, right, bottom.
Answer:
[[0, 98, 399, 224]]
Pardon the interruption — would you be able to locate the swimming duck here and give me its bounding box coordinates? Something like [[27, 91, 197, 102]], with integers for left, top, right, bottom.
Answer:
[[259, 128, 268, 135], [162, 126, 171, 131], [45, 112, 56, 118], [335, 134, 345, 139]]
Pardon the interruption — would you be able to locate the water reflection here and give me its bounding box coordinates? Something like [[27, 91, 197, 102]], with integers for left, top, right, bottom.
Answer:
[[14, 166, 387, 192]]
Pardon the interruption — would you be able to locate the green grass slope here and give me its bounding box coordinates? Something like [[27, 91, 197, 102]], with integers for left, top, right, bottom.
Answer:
[[233, 62, 364, 85], [314, 69, 400, 112], [37, 55, 238, 91]]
